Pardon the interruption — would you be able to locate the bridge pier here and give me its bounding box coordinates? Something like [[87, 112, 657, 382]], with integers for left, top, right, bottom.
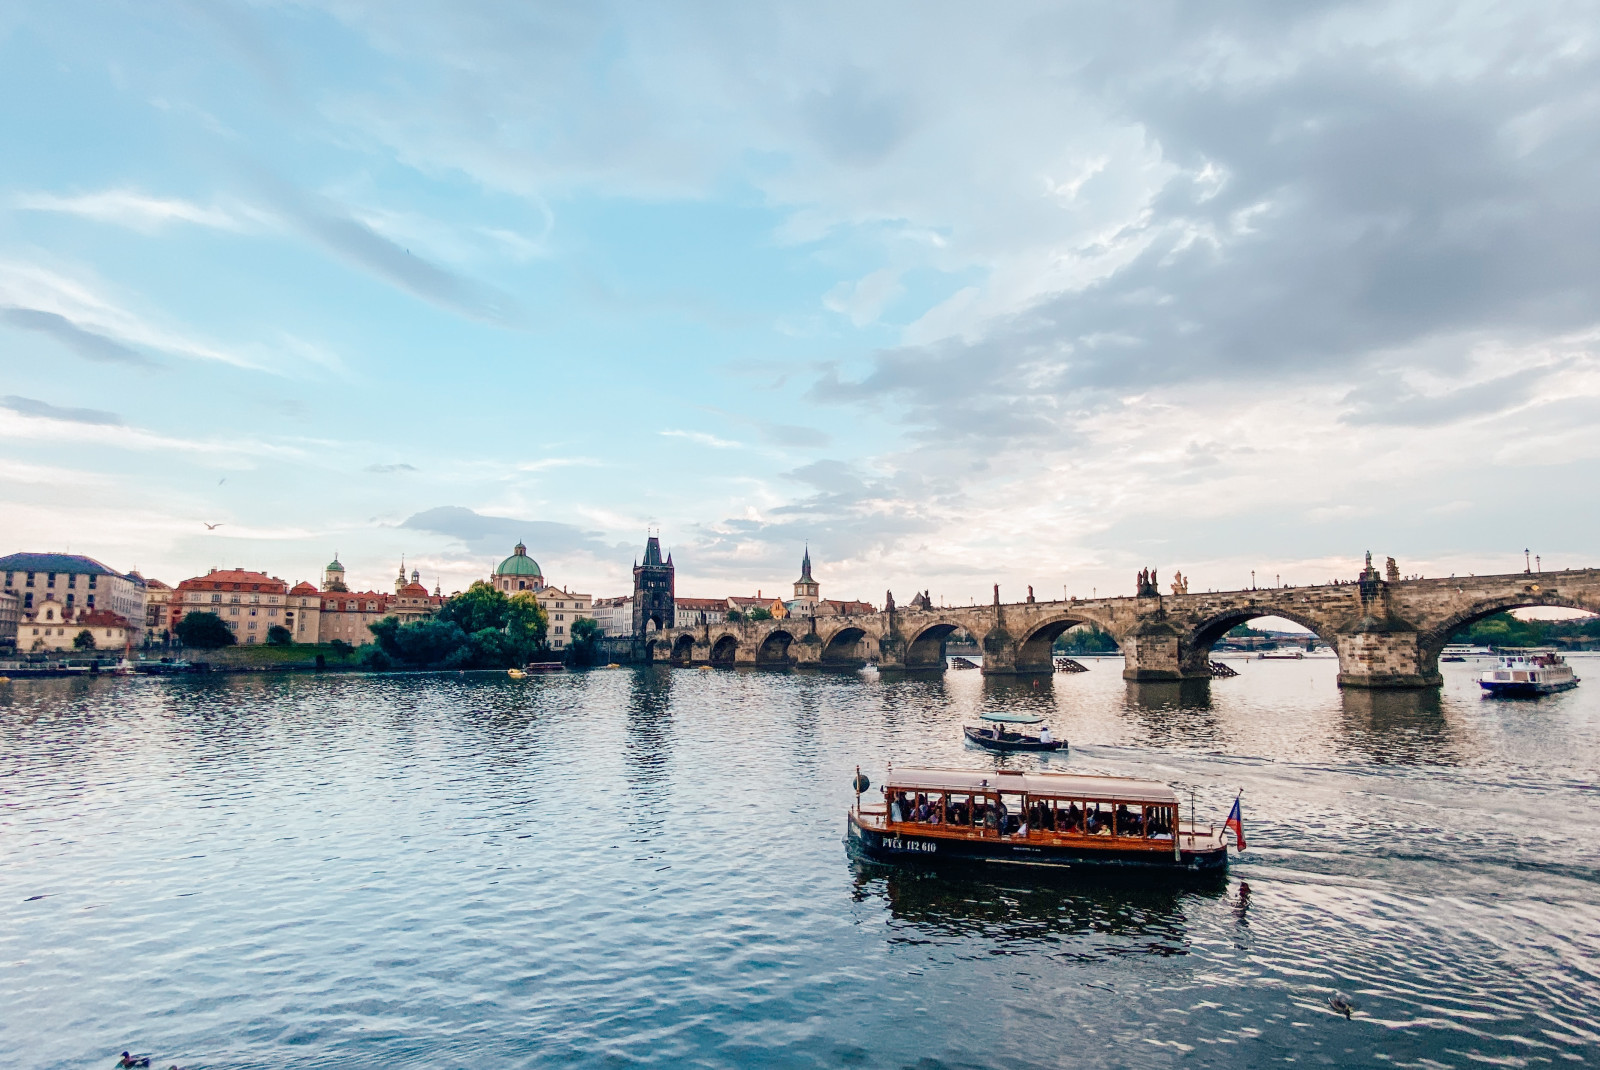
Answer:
[[1120, 618, 1188, 681], [1335, 616, 1441, 689]]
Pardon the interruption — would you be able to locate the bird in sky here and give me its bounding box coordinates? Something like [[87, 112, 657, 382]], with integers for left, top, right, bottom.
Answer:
[[204, 522, 223, 530], [218, 477, 226, 485]]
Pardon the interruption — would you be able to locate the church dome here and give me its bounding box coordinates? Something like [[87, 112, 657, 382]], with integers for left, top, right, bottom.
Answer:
[[495, 541, 543, 578], [326, 557, 344, 572]]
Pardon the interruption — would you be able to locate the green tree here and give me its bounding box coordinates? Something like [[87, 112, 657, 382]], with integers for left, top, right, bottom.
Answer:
[[726, 609, 744, 622], [73, 628, 97, 650], [370, 616, 470, 666], [266, 624, 293, 645], [175, 611, 237, 650], [566, 617, 603, 667], [507, 592, 549, 662], [748, 606, 773, 621], [1053, 623, 1118, 655], [438, 581, 510, 635]]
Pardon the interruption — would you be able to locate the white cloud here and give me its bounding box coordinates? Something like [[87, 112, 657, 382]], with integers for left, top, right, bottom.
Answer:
[[13, 189, 245, 232], [660, 429, 742, 449]]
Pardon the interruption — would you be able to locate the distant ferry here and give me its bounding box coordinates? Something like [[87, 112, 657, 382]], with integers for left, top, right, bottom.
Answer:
[[1479, 651, 1579, 696], [1441, 644, 1494, 661], [846, 766, 1233, 874]]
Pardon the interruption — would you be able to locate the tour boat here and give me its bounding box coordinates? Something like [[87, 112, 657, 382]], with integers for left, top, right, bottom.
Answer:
[[1479, 650, 1579, 696], [962, 710, 1065, 753], [847, 766, 1234, 874], [1441, 644, 1494, 662]]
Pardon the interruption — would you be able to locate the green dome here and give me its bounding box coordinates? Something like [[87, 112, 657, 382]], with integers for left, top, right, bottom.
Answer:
[[326, 558, 345, 572], [495, 541, 542, 577]]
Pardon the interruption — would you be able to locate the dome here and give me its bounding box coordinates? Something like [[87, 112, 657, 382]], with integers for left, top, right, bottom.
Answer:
[[495, 541, 543, 578], [326, 557, 344, 572]]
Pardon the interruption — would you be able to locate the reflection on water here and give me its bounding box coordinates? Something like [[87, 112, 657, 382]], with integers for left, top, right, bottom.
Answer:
[[853, 863, 1210, 958], [2, 660, 1598, 1070]]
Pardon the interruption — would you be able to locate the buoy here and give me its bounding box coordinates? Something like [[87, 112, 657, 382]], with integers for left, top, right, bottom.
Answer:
[[852, 773, 871, 793], [698, 666, 712, 671]]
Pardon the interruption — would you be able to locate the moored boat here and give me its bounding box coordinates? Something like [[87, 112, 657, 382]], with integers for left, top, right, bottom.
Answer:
[[963, 710, 1064, 753], [1479, 650, 1579, 696], [847, 766, 1235, 874]]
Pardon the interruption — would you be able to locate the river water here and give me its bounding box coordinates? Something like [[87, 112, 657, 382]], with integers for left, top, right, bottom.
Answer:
[[2, 656, 1597, 1069]]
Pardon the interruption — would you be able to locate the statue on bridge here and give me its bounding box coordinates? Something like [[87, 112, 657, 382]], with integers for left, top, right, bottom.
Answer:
[[909, 590, 933, 611], [1137, 568, 1160, 597], [1386, 556, 1400, 583], [1170, 570, 1189, 595]]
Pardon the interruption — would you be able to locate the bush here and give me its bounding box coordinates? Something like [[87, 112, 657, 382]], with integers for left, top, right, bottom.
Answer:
[[175, 611, 237, 650], [266, 624, 293, 645], [73, 629, 97, 650]]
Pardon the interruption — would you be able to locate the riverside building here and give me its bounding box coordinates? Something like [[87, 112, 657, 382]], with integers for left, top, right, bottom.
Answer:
[[0, 552, 149, 643]]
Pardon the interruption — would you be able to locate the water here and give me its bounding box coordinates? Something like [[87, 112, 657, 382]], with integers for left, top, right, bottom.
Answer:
[[2, 657, 1598, 1069]]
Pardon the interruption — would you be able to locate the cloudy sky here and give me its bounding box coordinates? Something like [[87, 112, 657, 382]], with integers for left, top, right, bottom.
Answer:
[[3, 1, 1598, 603]]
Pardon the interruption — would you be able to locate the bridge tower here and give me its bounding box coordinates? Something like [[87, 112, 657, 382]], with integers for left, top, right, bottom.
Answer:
[[632, 535, 675, 636]]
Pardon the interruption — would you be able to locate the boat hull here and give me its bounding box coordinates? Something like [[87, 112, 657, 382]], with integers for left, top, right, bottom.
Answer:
[[1479, 678, 1578, 697], [963, 726, 1065, 753], [846, 812, 1227, 875]]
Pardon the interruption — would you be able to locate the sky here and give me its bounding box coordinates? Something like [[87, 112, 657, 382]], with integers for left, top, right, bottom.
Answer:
[[2, 1, 1599, 605]]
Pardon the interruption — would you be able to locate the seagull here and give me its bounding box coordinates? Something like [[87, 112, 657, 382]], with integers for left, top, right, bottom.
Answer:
[[217, 477, 226, 485], [1329, 992, 1355, 1019], [203, 523, 223, 530]]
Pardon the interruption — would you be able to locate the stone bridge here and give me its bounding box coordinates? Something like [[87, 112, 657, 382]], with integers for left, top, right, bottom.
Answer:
[[644, 567, 1600, 689]]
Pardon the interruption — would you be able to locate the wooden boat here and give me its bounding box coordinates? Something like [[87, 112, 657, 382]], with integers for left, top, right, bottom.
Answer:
[[507, 668, 528, 679], [524, 661, 565, 674], [847, 766, 1232, 874], [963, 711, 1064, 752]]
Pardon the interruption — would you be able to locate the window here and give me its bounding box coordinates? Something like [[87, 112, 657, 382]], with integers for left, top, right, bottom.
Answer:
[[47, 573, 56, 588], [250, 608, 257, 617], [230, 595, 241, 604], [555, 625, 564, 634], [26, 572, 35, 587], [247, 621, 256, 630], [268, 608, 277, 617], [88, 574, 97, 589], [229, 607, 239, 616], [68, 573, 78, 587], [87, 595, 95, 608], [24, 593, 32, 609], [3, 571, 10, 586], [212, 594, 222, 603], [66, 594, 75, 607]]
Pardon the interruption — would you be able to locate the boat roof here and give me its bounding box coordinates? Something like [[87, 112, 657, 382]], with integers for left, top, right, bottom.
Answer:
[[980, 710, 1043, 724], [882, 766, 1179, 803]]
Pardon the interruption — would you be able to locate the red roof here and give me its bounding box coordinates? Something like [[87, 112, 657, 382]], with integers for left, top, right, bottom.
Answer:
[[289, 581, 320, 595], [676, 597, 727, 611], [176, 569, 287, 593], [144, 578, 172, 590], [398, 582, 431, 597], [76, 609, 130, 628]]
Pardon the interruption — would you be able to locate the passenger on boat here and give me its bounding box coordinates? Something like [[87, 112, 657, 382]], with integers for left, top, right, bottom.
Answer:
[[950, 799, 970, 825], [1063, 803, 1082, 831], [890, 792, 908, 822], [1039, 726, 1052, 745]]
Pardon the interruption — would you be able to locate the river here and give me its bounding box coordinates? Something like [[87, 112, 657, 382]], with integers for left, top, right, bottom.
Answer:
[[2, 656, 1597, 1068]]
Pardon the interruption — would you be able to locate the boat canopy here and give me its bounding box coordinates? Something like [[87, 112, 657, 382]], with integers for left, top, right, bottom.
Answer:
[[979, 710, 1044, 724], [882, 766, 1179, 804]]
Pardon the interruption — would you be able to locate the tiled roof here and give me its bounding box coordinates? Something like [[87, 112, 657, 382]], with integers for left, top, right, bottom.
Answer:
[[176, 569, 288, 592], [676, 597, 727, 611], [77, 609, 130, 628], [398, 583, 430, 596], [727, 595, 770, 607], [0, 552, 124, 577], [143, 578, 172, 590], [289, 581, 320, 594]]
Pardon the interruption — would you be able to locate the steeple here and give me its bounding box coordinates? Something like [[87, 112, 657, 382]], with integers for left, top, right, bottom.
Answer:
[[792, 545, 820, 606]]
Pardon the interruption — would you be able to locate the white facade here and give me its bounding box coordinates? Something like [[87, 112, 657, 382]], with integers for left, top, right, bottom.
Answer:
[[589, 596, 633, 637]]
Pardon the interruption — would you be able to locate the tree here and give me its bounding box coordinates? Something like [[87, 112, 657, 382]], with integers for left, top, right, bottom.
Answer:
[[726, 609, 744, 622], [566, 617, 602, 667], [73, 629, 96, 650], [749, 606, 773, 621], [266, 624, 293, 645], [176, 611, 237, 650], [438, 581, 510, 635], [1054, 623, 1118, 655], [328, 639, 354, 657], [507, 592, 549, 662]]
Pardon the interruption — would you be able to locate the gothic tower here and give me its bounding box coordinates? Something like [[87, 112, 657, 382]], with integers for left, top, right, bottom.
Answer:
[[632, 535, 675, 635], [792, 545, 820, 610]]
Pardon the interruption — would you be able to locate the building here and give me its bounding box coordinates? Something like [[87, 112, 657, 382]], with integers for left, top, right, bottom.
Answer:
[[536, 585, 592, 649], [675, 597, 728, 627], [392, 562, 443, 625], [589, 595, 633, 636], [316, 587, 395, 645], [0, 552, 148, 643], [790, 547, 820, 614], [18, 595, 131, 653], [170, 568, 291, 644], [287, 582, 323, 641], [140, 577, 173, 644], [726, 594, 771, 617], [491, 542, 544, 594], [633, 536, 675, 634], [0, 589, 18, 652]]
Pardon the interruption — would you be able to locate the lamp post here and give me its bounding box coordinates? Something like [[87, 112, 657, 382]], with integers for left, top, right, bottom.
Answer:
[[1525, 548, 1531, 574]]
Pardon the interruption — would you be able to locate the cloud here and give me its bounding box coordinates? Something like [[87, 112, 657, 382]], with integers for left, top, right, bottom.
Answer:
[[0, 394, 124, 426], [13, 190, 241, 232], [660, 429, 742, 449], [761, 424, 832, 449], [366, 462, 418, 473], [234, 163, 526, 326], [823, 268, 903, 327], [0, 308, 153, 366], [401, 505, 613, 557]]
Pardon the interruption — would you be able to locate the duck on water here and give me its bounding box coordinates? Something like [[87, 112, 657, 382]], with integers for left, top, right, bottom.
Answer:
[[847, 766, 1242, 874]]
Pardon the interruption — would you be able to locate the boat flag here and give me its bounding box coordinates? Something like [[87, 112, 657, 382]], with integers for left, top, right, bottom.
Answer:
[[1224, 793, 1246, 850]]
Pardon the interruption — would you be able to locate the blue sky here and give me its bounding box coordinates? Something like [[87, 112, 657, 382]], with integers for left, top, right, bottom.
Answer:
[[3, 2, 1599, 603]]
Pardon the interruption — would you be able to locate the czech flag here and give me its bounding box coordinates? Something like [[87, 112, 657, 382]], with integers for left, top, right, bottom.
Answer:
[[1224, 795, 1247, 850]]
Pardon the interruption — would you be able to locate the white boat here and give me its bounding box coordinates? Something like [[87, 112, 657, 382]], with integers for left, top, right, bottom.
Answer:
[[1441, 644, 1494, 661], [1479, 650, 1579, 696]]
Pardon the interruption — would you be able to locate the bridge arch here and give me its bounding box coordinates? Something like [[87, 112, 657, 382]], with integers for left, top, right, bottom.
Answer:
[[757, 629, 796, 668], [1014, 614, 1119, 672], [819, 625, 868, 668], [1420, 590, 1598, 664], [904, 620, 964, 668], [671, 633, 696, 666], [709, 633, 738, 667], [1180, 605, 1334, 675], [643, 637, 666, 663]]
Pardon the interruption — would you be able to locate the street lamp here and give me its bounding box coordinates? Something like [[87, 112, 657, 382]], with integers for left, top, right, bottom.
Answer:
[[1525, 548, 1531, 574]]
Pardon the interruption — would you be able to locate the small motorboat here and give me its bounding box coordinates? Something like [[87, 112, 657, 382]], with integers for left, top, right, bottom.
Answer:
[[507, 668, 528, 679], [963, 710, 1065, 752]]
